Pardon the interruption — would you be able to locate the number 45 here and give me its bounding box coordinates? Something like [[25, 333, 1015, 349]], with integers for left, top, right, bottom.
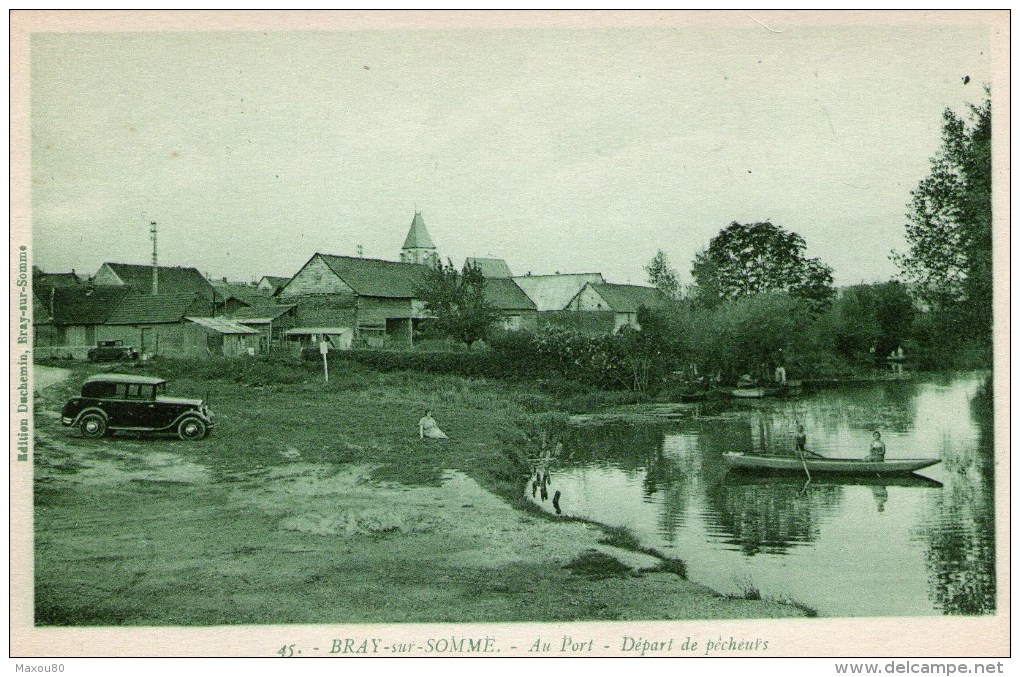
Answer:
[[277, 644, 296, 657]]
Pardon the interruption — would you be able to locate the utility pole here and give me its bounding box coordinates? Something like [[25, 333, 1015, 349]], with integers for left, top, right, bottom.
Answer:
[[150, 221, 158, 295]]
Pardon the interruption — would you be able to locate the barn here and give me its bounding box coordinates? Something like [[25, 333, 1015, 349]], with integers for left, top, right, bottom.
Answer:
[[277, 253, 432, 347]]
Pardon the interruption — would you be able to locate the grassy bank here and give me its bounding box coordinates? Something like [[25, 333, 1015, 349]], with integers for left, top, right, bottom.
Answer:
[[32, 357, 808, 625]]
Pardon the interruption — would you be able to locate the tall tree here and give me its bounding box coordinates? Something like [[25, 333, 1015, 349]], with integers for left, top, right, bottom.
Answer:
[[415, 259, 500, 349], [691, 221, 835, 313], [644, 250, 682, 300], [893, 95, 992, 342]]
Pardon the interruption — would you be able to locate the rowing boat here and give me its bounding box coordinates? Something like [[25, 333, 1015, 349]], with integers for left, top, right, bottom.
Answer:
[[722, 452, 941, 475]]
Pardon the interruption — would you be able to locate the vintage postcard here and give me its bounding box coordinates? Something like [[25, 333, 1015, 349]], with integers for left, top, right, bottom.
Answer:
[[9, 10, 1009, 661]]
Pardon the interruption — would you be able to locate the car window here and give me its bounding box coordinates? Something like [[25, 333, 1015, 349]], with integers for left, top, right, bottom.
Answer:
[[83, 382, 117, 398], [123, 384, 150, 399]]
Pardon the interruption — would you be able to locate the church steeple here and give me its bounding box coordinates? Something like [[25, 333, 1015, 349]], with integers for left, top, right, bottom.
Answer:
[[400, 210, 438, 266]]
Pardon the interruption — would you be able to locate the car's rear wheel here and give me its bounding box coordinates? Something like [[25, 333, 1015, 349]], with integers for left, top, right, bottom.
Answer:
[[79, 413, 107, 439], [177, 417, 207, 441]]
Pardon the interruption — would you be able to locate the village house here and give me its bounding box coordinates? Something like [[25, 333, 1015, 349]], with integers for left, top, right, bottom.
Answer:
[[99, 292, 221, 357], [278, 212, 442, 348], [511, 272, 606, 312], [34, 285, 134, 359], [484, 278, 538, 331], [211, 279, 283, 316], [277, 252, 432, 348], [32, 267, 83, 347], [565, 282, 667, 332]]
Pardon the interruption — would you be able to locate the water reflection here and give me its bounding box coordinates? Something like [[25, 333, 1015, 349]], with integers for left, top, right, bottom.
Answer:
[[540, 373, 996, 616], [707, 480, 843, 556], [920, 375, 996, 614]]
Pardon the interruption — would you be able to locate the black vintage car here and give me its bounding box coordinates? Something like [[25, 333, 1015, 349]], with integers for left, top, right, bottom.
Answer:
[[61, 374, 213, 441], [87, 340, 139, 362]]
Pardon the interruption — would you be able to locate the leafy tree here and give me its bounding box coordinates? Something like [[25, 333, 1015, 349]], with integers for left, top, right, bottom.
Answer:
[[893, 95, 992, 345], [826, 281, 916, 362], [416, 260, 500, 349], [644, 250, 682, 300], [691, 221, 835, 313]]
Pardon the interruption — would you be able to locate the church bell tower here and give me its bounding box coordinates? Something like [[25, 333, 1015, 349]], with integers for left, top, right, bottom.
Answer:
[[400, 210, 438, 266]]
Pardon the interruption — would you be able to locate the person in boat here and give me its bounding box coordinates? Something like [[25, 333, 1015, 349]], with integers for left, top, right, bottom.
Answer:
[[794, 425, 807, 453], [418, 411, 449, 440], [865, 430, 886, 462]]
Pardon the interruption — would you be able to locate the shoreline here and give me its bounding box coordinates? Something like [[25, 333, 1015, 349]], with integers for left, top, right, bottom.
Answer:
[[30, 360, 810, 624]]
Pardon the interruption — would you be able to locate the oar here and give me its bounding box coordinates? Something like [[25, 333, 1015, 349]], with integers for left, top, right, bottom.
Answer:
[[797, 447, 812, 487]]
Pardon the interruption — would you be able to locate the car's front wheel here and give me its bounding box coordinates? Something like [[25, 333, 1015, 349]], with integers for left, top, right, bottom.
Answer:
[[177, 417, 207, 441], [79, 413, 107, 439]]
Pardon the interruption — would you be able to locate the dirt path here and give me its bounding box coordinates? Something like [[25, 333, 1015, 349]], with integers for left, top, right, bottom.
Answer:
[[33, 364, 70, 393]]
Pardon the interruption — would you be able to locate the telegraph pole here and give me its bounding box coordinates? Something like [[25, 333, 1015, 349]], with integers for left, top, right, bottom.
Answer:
[[150, 221, 158, 295]]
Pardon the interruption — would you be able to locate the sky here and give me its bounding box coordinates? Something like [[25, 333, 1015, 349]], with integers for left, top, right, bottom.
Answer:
[[28, 19, 992, 287]]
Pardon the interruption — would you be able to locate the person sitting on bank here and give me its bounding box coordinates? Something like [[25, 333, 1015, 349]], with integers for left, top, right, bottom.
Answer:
[[866, 430, 886, 462], [418, 411, 449, 440]]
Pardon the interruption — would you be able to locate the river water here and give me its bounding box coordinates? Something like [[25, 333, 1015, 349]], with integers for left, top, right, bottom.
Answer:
[[532, 373, 995, 617]]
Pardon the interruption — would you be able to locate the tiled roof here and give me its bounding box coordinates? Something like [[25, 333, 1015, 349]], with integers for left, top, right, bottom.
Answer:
[[484, 278, 536, 311], [511, 273, 605, 311], [34, 271, 81, 289], [33, 270, 83, 308], [587, 283, 667, 313], [318, 254, 431, 299], [105, 293, 208, 325], [465, 257, 513, 278], [99, 263, 214, 299], [186, 316, 259, 335], [401, 211, 436, 249], [212, 281, 279, 309], [49, 286, 133, 325]]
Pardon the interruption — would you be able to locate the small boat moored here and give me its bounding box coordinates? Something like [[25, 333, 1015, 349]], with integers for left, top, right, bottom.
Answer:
[[729, 387, 767, 399], [723, 452, 941, 476], [728, 381, 804, 399]]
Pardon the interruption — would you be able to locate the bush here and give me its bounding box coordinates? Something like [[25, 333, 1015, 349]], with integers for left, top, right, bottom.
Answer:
[[304, 347, 504, 379], [297, 326, 665, 394]]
